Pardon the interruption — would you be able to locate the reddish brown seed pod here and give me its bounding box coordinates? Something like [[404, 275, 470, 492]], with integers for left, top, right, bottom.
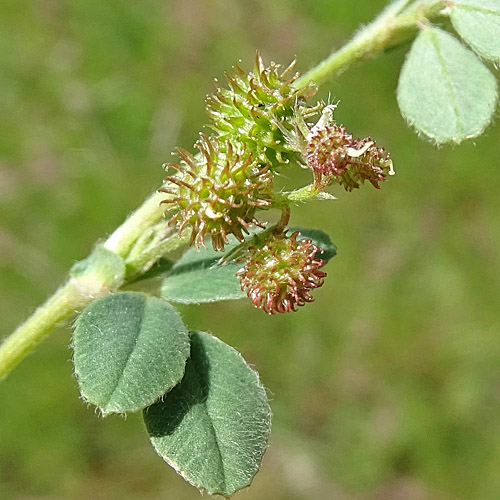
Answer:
[[306, 124, 394, 191], [236, 231, 327, 315]]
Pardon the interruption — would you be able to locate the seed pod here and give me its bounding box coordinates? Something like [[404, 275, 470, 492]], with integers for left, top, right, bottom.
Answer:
[[160, 135, 274, 251], [236, 231, 326, 314], [206, 52, 319, 169], [306, 124, 394, 191]]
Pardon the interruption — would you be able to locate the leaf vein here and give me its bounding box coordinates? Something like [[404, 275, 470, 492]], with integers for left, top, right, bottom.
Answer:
[[204, 399, 228, 492], [429, 29, 464, 136], [104, 299, 147, 411]]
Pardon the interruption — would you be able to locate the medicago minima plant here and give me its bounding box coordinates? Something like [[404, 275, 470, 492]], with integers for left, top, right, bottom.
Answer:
[[1, 0, 499, 496]]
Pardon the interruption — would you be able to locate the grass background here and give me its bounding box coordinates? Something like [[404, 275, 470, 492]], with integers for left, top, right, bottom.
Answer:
[[1, 1, 500, 499]]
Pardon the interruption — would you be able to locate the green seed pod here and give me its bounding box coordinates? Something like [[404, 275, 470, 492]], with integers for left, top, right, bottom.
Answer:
[[236, 231, 327, 314], [206, 52, 319, 169], [159, 134, 274, 251]]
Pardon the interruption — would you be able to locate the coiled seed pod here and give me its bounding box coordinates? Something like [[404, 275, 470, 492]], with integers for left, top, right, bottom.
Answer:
[[306, 124, 394, 191], [236, 231, 326, 314], [206, 52, 320, 169], [160, 134, 274, 251]]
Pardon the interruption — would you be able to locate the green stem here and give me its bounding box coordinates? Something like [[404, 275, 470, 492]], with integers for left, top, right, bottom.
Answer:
[[103, 191, 165, 257], [295, 0, 444, 89], [0, 281, 89, 380]]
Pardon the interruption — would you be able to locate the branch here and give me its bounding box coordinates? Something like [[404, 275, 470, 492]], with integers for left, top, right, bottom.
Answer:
[[295, 0, 444, 88], [0, 0, 446, 381]]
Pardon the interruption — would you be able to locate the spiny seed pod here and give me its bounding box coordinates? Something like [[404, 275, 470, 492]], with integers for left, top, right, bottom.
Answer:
[[206, 52, 320, 169], [306, 124, 394, 191], [159, 134, 273, 251], [236, 231, 327, 315]]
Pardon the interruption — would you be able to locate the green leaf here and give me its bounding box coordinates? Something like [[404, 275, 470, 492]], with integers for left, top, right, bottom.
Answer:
[[397, 26, 498, 144], [73, 292, 190, 414], [143, 331, 271, 498], [70, 244, 125, 289], [161, 240, 246, 304], [450, 0, 500, 62], [161, 229, 337, 304]]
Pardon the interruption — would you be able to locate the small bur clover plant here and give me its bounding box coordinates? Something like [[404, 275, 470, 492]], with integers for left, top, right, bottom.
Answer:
[[1, 0, 499, 496]]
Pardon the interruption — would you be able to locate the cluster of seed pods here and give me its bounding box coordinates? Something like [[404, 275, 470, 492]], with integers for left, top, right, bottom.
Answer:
[[159, 55, 392, 313]]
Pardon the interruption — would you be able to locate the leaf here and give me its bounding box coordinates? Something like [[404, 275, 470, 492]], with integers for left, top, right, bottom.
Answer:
[[70, 244, 125, 289], [161, 239, 247, 304], [161, 229, 337, 304], [143, 331, 271, 498], [73, 292, 190, 414], [397, 26, 498, 144], [450, 0, 500, 62]]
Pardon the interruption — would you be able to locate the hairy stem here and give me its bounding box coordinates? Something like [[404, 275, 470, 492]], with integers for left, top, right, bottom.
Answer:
[[124, 228, 191, 280], [295, 0, 444, 88], [104, 191, 165, 256], [0, 281, 91, 380]]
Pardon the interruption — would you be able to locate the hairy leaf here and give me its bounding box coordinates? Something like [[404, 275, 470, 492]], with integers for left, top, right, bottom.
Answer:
[[450, 0, 500, 62], [397, 26, 498, 144], [143, 331, 271, 498], [73, 292, 190, 414], [161, 240, 246, 304]]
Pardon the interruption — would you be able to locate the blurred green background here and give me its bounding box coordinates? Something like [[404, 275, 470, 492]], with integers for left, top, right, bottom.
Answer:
[[1, 1, 500, 499]]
